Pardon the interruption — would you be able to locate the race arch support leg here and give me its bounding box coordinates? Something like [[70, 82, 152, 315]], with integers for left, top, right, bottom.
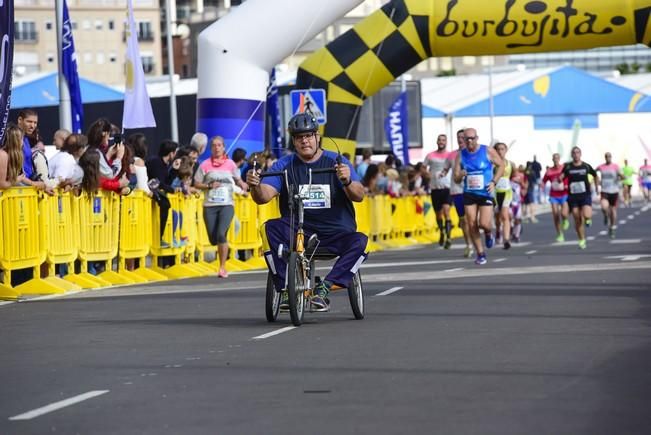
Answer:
[[196, 98, 266, 160]]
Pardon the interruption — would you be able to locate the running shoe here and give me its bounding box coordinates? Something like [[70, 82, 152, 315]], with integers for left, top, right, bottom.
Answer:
[[463, 246, 473, 258], [608, 227, 615, 239], [475, 253, 487, 265], [495, 230, 502, 245], [585, 218, 592, 228], [531, 216, 539, 223], [562, 218, 570, 231], [218, 268, 229, 278], [555, 233, 565, 243], [444, 239, 452, 250], [310, 281, 330, 312], [578, 239, 587, 250], [485, 232, 495, 249], [503, 241, 511, 250], [512, 236, 520, 243], [438, 232, 445, 247], [279, 291, 289, 311]]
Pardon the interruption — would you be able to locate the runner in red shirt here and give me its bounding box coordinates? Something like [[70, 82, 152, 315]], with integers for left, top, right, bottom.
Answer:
[[542, 153, 569, 242]]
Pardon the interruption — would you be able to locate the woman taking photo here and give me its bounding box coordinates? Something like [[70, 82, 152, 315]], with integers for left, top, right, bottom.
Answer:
[[193, 136, 247, 278]]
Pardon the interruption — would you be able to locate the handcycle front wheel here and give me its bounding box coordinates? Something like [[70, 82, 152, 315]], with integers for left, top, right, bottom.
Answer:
[[347, 270, 364, 320], [287, 252, 306, 326], [265, 272, 280, 323]]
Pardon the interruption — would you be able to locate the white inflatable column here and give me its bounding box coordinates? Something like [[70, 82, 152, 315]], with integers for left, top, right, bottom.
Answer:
[[197, 0, 363, 157]]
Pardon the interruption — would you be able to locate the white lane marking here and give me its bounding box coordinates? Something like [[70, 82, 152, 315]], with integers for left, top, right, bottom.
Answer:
[[619, 220, 627, 225], [363, 262, 651, 284], [587, 236, 596, 241], [29, 291, 84, 302], [0, 301, 15, 307], [599, 230, 607, 236], [252, 327, 296, 340], [609, 239, 642, 244], [605, 254, 651, 261], [552, 241, 580, 246], [375, 286, 404, 296], [525, 250, 537, 255], [9, 390, 109, 421], [493, 258, 506, 263], [444, 268, 464, 272], [627, 215, 635, 219], [449, 242, 531, 249]]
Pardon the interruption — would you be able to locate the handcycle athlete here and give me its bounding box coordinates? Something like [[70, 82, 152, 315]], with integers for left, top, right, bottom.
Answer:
[[246, 112, 368, 314]]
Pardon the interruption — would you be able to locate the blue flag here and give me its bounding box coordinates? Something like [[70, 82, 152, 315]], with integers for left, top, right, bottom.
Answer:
[[384, 91, 410, 166], [266, 67, 283, 158], [62, 0, 83, 133], [0, 0, 14, 144]]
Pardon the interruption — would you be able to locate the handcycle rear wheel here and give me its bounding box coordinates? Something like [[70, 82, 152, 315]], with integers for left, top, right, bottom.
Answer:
[[265, 272, 280, 322], [287, 252, 306, 326], [347, 270, 364, 320]]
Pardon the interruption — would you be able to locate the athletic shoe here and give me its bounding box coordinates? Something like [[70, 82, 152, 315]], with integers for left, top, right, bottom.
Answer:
[[218, 268, 228, 278], [279, 291, 289, 311], [531, 216, 539, 223], [475, 253, 487, 265], [608, 227, 615, 239], [585, 218, 592, 228], [512, 236, 520, 243], [578, 239, 587, 250], [444, 239, 452, 250], [485, 233, 495, 249], [555, 233, 565, 243], [562, 218, 570, 231], [438, 232, 445, 247], [495, 230, 502, 245], [463, 246, 473, 258], [503, 241, 511, 250], [310, 281, 330, 312]]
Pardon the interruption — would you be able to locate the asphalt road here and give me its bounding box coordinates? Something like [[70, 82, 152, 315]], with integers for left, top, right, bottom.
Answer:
[[1, 202, 650, 435]]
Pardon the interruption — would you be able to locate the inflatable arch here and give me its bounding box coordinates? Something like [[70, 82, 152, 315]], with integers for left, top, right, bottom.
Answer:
[[297, 0, 651, 156]]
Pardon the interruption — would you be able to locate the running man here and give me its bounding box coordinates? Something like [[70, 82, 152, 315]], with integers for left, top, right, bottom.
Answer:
[[493, 142, 515, 249], [621, 159, 636, 207], [639, 159, 651, 204], [596, 152, 623, 238], [424, 134, 453, 249], [441, 129, 473, 257], [510, 166, 526, 243], [453, 128, 504, 265], [542, 153, 570, 242], [561, 146, 599, 249]]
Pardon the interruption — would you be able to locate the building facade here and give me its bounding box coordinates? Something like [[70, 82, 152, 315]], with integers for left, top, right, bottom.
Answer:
[[14, 0, 162, 85]]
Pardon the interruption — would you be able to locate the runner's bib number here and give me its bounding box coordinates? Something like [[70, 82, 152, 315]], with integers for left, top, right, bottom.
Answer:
[[300, 184, 331, 209], [601, 177, 617, 193], [551, 180, 565, 191], [466, 174, 484, 190], [569, 181, 586, 194], [496, 178, 510, 191], [208, 186, 230, 204]]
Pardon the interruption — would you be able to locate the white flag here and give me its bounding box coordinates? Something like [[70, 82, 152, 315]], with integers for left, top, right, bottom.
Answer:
[[122, 0, 156, 128]]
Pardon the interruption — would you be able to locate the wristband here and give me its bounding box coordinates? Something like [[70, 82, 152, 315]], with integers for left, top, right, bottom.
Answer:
[[342, 178, 352, 187]]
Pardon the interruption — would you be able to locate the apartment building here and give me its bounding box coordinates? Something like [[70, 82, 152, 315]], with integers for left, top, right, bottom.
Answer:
[[14, 0, 162, 85]]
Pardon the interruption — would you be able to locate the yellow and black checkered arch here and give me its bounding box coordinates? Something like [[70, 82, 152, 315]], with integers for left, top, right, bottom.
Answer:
[[297, 0, 651, 157]]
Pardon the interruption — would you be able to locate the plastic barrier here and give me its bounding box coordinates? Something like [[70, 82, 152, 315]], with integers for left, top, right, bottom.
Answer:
[[118, 191, 167, 282], [150, 192, 203, 279], [226, 194, 264, 270], [179, 194, 215, 276], [0, 187, 68, 297], [353, 196, 381, 252]]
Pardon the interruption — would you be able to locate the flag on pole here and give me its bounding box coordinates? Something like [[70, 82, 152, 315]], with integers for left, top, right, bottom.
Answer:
[[266, 67, 283, 158], [384, 90, 410, 166], [0, 0, 14, 144], [122, 0, 156, 129], [61, 0, 83, 133]]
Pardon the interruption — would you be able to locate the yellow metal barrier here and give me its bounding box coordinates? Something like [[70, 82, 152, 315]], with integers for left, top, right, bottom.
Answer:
[[0, 187, 68, 296], [150, 192, 202, 279], [75, 191, 121, 286], [39, 190, 83, 291], [119, 191, 167, 282]]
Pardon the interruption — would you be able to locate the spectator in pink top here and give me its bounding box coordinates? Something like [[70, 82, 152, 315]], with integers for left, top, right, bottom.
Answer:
[[194, 136, 247, 278]]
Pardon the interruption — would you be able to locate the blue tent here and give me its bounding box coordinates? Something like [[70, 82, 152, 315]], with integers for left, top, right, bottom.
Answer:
[[455, 66, 651, 129], [11, 72, 124, 108]]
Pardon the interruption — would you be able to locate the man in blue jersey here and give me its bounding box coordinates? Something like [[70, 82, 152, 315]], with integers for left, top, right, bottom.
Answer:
[[453, 128, 504, 265], [246, 112, 367, 311]]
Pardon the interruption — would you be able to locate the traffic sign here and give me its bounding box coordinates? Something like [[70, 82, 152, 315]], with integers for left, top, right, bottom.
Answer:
[[290, 89, 327, 125]]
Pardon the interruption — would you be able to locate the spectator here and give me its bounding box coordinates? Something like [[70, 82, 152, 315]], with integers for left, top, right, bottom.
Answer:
[[147, 140, 178, 246], [356, 149, 373, 179], [193, 135, 247, 278], [127, 133, 152, 196], [361, 163, 380, 195], [16, 109, 38, 180], [49, 133, 87, 189], [77, 148, 102, 196], [0, 123, 46, 191], [190, 132, 208, 159], [53, 129, 71, 151], [30, 131, 57, 190], [86, 118, 123, 178]]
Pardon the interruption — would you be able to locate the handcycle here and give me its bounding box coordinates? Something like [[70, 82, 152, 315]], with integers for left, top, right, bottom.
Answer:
[[258, 166, 365, 326]]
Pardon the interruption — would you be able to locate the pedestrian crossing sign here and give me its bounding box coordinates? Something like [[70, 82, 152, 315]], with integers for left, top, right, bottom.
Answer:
[[290, 89, 327, 125]]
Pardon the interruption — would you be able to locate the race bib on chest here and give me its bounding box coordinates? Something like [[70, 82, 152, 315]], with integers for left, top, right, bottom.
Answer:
[[208, 186, 230, 204], [569, 181, 586, 194], [601, 177, 617, 192], [300, 184, 331, 209], [551, 180, 565, 191], [466, 174, 484, 190], [644, 175, 651, 183], [496, 178, 510, 190]]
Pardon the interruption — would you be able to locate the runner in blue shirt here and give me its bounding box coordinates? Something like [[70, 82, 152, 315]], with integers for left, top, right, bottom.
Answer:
[[246, 113, 367, 311], [453, 128, 504, 265]]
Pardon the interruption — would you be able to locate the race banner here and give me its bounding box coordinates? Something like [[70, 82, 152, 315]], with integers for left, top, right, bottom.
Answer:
[[384, 90, 410, 166], [0, 0, 14, 143]]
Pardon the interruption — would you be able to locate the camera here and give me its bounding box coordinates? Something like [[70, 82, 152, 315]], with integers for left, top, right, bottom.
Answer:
[[110, 133, 122, 146]]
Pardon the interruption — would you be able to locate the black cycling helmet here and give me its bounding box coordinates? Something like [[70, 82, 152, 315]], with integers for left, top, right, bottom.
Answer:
[[287, 112, 318, 136]]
